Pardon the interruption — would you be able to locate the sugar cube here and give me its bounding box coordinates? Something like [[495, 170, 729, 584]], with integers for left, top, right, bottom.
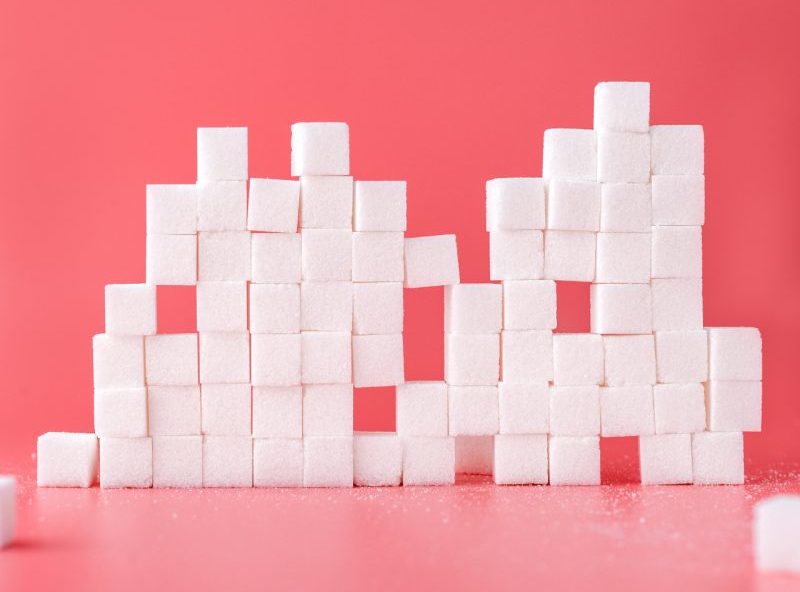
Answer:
[[152, 436, 202, 488], [549, 386, 601, 436], [653, 383, 706, 434], [705, 381, 762, 432], [651, 175, 705, 226], [251, 333, 302, 386], [548, 436, 600, 485], [691, 431, 744, 485], [489, 230, 544, 280], [651, 226, 702, 278], [252, 386, 302, 438], [354, 180, 407, 231], [251, 234, 302, 284], [600, 385, 655, 437], [198, 231, 251, 281], [249, 283, 301, 334], [352, 232, 405, 282], [455, 436, 494, 475], [708, 327, 762, 381], [197, 127, 247, 181], [201, 384, 251, 435], [303, 436, 354, 488], [202, 436, 253, 487], [247, 178, 300, 233], [93, 334, 144, 389], [485, 178, 546, 231], [99, 437, 152, 489], [145, 334, 198, 386], [146, 234, 197, 285], [603, 335, 656, 386], [403, 235, 460, 288], [37, 432, 98, 487], [445, 333, 500, 386], [353, 432, 403, 486], [543, 230, 596, 282], [593, 81, 650, 132], [651, 278, 703, 330], [502, 280, 556, 330], [395, 381, 448, 437], [199, 332, 250, 384], [301, 332, 352, 384], [655, 330, 708, 383], [650, 125, 704, 175], [197, 180, 247, 231], [753, 495, 800, 573], [147, 385, 201, 435], [639, 433, 693, 485], [597, 131, 651, 183], [493, 434, 549, 485], [590, 284, 653, 335], [352, 334, 404, 387], [498, 382, 549, 434], [300, 175, 353, 229], [105, 284, 156, 336], [448, 386, 499, 435], [546, 180, 601, 231], [301, 229, 352, 281], [303, 384, 354, 436], [253, 439, 304, 487], [552, 333, 604, 386], [501, 330, 554, 383], [542, 129, 597, 181], [291, 122, 349, 177], [146, 184, 197, 235], [197, 281, 247, 332], [444, 284, 502, 334], [402, 437, 455, 486], [599, 183, 652, 232], [595, 232, 651, 284], [353, 282, 403, 335], [94, 388, 148, 438], [0, 476, 15, 548]]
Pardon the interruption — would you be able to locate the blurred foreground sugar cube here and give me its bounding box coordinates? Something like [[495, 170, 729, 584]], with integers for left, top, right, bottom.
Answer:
[[0, 476, 16, 548], [754, 496, 800, 573]]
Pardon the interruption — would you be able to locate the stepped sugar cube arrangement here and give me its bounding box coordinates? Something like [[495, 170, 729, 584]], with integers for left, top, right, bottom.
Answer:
[[33, 82, 763, 490]]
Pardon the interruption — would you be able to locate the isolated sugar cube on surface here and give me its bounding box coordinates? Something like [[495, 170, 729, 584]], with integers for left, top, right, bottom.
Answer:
[[300, 175, 353, 229], [595, 232, 651, 284], [600, 385, 655, 437], [493, 434, 549, 485], [354, 180, 407, 231], [404, 235, 460, 287], [249, 283, 301, 334], [655, 330, 708, 383], [94, 388, 148, 438], [303, 436, 354, 488], [705, 381, 762, 432], [352, 232, 405, 282], [197, 281, 247, 332], [197, 180, 247, 231], [146, 184, 197, 235], [353, 282, 403, 335], [448, 386, 499, 436], [445, 333, 500, 386], [202, 436, 253, 487], [403, 437, 455, 486], [708, 327, 763, 381], [549, 386, 601, 436], [603, 335, 656, 386], [489, 230, 545, 280], [152, 436, 202, 488], [251, 233, 301, 284], [93, 334, 144, 389], [546, 180, 601, 231], [498, 382, 549, 434], [303, 384, 354, 436], [543, 230, 596, 282], [692, 431, 744, 485], [548, 436, 600, 486], [651, 175, 705, 226], [201, 384, 251, 435], [651, 278, 703, 331], [353, 433, 403, 487], [754, 496, 800, 573], [639, 434, 693, 485], [0, 476, 15, 548], [146, 234, 197, 285], [650, 125, 704, 175], [99, 437, 153, 489], [253, 439, 304, 487], [352, 334, 404, 387], [485, 177, 546, 231], [37, 433, 98, 488], [395, 381, 448, 437], [105, 284, 156, 336], [590, 284, 653, 335], [501, 330, 554, 383], [552, 333, 604, 386], [597, 131, 651, 183], [444, 284, 502, 334], [503, 280, 556, 330], [147, 386, 201, 436], [198, 231, 251, 281], [145, 334, 198, 386], [651, 226, 702, 278], [542, 129, 597, 181], [252, 386, 302, 438], [291, 122, 349, 177], [455, 436, 494, 475], [301, 229, 353, 281], [247, 178, 300, 233], [251, 333, 302, 386], [599, 183, 652, 232], [593, 81, 650, 132], [197, 127, 248, 181], [653, 383, 706, 434], [301, 332, 352, 384], [199, 332, 250, 384]]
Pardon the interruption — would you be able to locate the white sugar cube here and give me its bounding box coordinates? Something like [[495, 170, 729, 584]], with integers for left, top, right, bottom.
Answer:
[[650, 125, 704, 175], [300, 175, 353, 229], [199, 332, 250, 384], [247, 178, 300, 233], [600, 183, 652, 232], [291, 122, 349, 177], [651, 278, 703, 330], [152, 436, 202, 488], [252, 386, 302, 438], [94, 388, 148, 438], [705, 381, 762, 432], [489, 230, 544, 280], [403, 437, 455, 486], [655, 330, 709, 383], [197, 180, 247, 231], [197, 281, 247, 332], [301, 332, 352, 384], [653, 383, 706, 434], [651, 226, 702, 278], [303, 436, 354, 488], [0, 476, 15, 547], [352, 231, 404, 282], [550, 386, 601, 436], [303, 384, 353, 436], [353, 432, 403, 487], [37, 432, 98, 487], [396, 381, 448, 437], [455, 436, 494, 475], [201, 384, 251, 435], [197, 127, 247, 181], [251, 233, 302, 284], [485, 177, 546, 231], [543, 230, 596, 282], [501, 330, 554, 383], [708, 327, 762, 381], [593, 81, 650, 132], [146, 234, 197, 285], [754, 495, 800, 573], [93, 334, 144, 389], [253, 439, 303, 487], [546, 180, 601, 231], [445, 333, 500, 386], [202, 436, 253, 487], [691, 431, 744, 485], [105, 284, 156, 336], [444, 284, 502, 334], [600, 385, 655, 437], [198, 231, 251, 281], [597, 131, 651, 183], [498, 382, 549, 434], [249, 283, 301, 334], [354, 180, 407, 231], [145, 334, 198, 386], [603, 335, 656, 386], [542, 129, 597, 181], [99, 437, 152, 489], [493, 434, 549, 485], [448, 386, 499, 435], [251, 333, 301, 386], [548, 436, 600, 485], [552, 333, 604, 386], [403, 235, 460, 287], [651, 175, 705, 226], [146, 184, 197, 235], [301, 229, 352, 281], [353, 282, 403, 335], [639, 433, 693, 485], [352, 334, 404, 387], [595, 232, 651, 284], [148, 385, 201, 435], [503, 280, 556, 330], [590, 284, 653, 335]]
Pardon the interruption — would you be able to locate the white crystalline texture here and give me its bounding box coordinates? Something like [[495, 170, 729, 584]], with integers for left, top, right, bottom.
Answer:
[[549, 386, 601, 436], [100, 437, 152, 489], [595, 232, 651, 284], [490, 230, 544, 280], [600, 385, 655, 437], [301, 229, 352, 281], [105, 284, 157, 336], [498, 382, 549, 434], [546, 179, 601, 231], [403, 437, 455, 486], [247, 178, 300, 233], [705, 381, 762, 432], [651, 226, 702, 279], [303, 436, 354, 488], [152, 436, 203, 488], [301, 332, 352, 384], [493, 434, 549, 485], [691, 431, 744, 485], [93, 334, 144, 389], [590, 284, 653, 335], [444, 283, 502, 334], [639, 433, 693, 485], [650, 125, 704, 175], [502, 280, 556, 330], [251, 233, 302, 284], [353, 432, 403, 487], [542, 129, 597, 181], [651, 175, 705, 226], [396, 381, 448, 437], [302, 384, 354, 436], [603, 335, 656, 386], [202, 436, 253, 487], [37, 432, 98, 488], [455, 435, 494, 475], [291, 122, 349, 177], [199, 332, 250, 384], [544, 230, 596, 282], [501, 330, 554, 383], [146, 234, 197, 285], [197, 180, 247, 231], [200, 384, 251, 435], [548, 436, 600, 486], [653, 383, 706, 434], [655, 330, 708, 383], [352, 231, 405, 282], [485, 177, 546, 231], [197, 127, 248, 181], [597, 131, 651, 183], [651, 278, 703, 331], [199, 231, 251, 282], [353, 282, 403, 335], [0, 476, 16, 548], [250, 333, 301, 386], [252, 386, 302, 438], [593, 81, 650, 132], [354, 180, 407, 231], [147, 385, 201, 435], [299, 175, 353, 229], [196, 281, 248, 332], [145, 334, 199, 386], [552, 333, 604, 386], [707, 327, 762, 381], [94, 387, 148, 438], [254, 439, 304, 487], [600, 183, 652, 232], [249, 283, 301, 334], [445, 333, 500, 386], [754, 495, 800, 573], [404, 235, 460, 288], [352, 334, 404, 388], [448, 386, 499, 436], [146, 184, 197, 235]]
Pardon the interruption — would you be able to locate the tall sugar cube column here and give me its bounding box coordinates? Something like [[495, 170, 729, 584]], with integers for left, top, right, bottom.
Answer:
[[145, 184, 197, 285], [706, 328, 762, 432]]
